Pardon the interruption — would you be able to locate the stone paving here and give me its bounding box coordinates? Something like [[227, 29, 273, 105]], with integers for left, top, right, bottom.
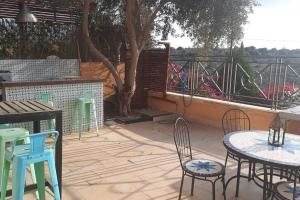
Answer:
[[23, 121, 264, 200]]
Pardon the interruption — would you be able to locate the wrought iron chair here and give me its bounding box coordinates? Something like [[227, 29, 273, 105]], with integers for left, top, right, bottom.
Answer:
[[272, 169, 300, 200], [222, 108, 251, 197], [174, 117, 226, 200]]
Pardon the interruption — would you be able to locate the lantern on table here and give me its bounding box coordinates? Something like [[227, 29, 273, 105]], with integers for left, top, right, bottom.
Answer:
[[268, 115, 286, 147]]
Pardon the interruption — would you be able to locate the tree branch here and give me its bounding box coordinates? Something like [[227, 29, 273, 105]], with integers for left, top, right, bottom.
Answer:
[[138, 0, 170, 50], [81, 0, 123, 91]]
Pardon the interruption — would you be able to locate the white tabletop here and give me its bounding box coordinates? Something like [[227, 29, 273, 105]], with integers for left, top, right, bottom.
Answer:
[[224, 131, 300, 168]]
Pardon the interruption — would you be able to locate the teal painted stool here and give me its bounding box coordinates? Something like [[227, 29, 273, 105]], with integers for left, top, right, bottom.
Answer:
[[73, 92, 99, 140], [35, 94, 55, 131], [0, 128, 37, 199], [2, 131, 60, 200]]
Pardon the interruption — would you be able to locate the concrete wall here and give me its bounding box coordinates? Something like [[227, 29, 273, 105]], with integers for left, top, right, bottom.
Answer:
[[80, 62, 125, 100], [148, 91, 299, 133]]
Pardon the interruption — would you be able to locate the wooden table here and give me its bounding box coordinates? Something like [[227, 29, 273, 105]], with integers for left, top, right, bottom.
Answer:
[[0, 100, 62, 197]]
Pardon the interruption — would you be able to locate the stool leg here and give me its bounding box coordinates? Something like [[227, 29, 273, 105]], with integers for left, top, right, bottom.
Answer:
[[92, 100, 99, 136], [79, 102, 84, 140], [1, 160, 10, 200], [35, 162, 46, 200], [47, 154, 60, 200], [71, 102, 78, 134], [0, 140, 5, 189], [85, 103, 91, 131], [12, 157, 27, 200]]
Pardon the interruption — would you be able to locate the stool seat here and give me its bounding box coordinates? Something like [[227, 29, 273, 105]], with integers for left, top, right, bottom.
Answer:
[[0, 128, 28, 140]]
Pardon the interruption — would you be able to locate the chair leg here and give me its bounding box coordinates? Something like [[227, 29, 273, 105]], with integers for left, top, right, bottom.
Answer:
[[1, 160, 10, 200], [12, 157, 27, 200], [222, 176, 226, 200], [248, 162, 252, 181], [224, 152, 229, 168], [191, 176, 195, 196], [35, 161, 46, 200], [211, 181, 216, 200], [48, 154, 61, 200], [178, 173, 185, 200], [235, 158, 242, 197]]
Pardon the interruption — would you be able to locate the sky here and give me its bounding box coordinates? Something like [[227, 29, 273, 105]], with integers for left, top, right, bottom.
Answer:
[[168, 0, 300, 50]]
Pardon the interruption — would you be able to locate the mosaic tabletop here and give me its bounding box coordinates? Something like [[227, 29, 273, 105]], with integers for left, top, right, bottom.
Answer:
[[224, 131, 300, 168]]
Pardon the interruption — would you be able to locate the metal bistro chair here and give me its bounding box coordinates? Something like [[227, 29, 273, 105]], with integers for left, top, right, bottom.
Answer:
[[222, 108, 251, 197], [1, 131, 60, 200], [270, 166, 300, 200], [174, 117, 226, 200]]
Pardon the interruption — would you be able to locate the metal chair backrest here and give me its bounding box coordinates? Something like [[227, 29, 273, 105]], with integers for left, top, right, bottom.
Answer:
[[173, 117, 192, 167], [222, 109, 250, 135], [12, 131, 59, 155]]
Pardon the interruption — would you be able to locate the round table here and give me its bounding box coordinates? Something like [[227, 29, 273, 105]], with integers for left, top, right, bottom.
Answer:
[[223, 130, 300, 199], [224, 130, 300, 168]]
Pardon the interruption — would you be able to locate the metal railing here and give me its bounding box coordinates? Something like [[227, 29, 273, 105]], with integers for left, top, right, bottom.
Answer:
[[167, 56, 300, 110]]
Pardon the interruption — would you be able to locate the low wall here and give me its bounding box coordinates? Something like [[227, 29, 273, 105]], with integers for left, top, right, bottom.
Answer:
[[148, 91, 299, 133], [80, 62, 125, 100]]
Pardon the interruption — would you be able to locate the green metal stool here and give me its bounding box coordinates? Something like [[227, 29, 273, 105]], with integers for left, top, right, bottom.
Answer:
[[0, 125, 10, 130], [0, 128, 37, 199], [73, 92, 99, 140], [1, 131, 60, 200], [35, 94, 55, 131]]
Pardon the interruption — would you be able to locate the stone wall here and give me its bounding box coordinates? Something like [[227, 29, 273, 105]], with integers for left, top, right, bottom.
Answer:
[[148, 91, 299, 134]]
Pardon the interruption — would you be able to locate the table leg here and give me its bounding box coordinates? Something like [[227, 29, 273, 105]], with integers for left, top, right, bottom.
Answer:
[[263, 165, 268, 200], [33, 121, 41, 133], [55, 112, 63, 197]]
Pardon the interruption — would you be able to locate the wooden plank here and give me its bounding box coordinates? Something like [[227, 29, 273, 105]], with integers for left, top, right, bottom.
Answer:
[[27, 101, 53, 111], [0, 105, 9, 115], [12, 101, 32, 112], [4, 102, 24, 113], [33, 101, 55, 110], [22, 101, 44, 112], [0, 102, 18, 114]]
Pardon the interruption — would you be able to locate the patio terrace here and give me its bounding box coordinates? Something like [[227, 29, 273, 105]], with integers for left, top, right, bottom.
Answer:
[[41, 121, 262, 200]]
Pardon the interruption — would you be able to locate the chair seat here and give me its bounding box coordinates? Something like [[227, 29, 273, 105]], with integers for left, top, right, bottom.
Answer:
[[274, 182, 300, 200], [76, 97, 95, 104], [0, 128, 28, 140], [183, 159, 224, 177]]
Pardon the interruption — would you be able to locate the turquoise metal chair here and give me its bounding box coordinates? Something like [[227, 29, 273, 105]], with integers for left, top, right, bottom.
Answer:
[[1, 131, 60, 200], [73, 91, 99, 140]]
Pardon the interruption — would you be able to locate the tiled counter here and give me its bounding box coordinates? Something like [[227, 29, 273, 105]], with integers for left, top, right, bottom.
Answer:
[[1, 79, 103, 133]]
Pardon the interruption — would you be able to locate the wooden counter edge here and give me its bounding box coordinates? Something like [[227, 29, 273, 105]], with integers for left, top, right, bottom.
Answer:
[[0, 79, 103, 88]]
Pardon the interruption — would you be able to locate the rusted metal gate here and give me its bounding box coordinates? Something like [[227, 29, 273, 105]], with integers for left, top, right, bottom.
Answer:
[[131, 43, 170, 109]]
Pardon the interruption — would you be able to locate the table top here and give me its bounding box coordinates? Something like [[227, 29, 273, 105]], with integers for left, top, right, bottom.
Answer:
[[224, 130, 300, 168], [0, 101, 59, 116]]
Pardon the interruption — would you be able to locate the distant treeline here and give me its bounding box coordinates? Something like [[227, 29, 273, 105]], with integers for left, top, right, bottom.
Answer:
[[170, 46, 300, 65]]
